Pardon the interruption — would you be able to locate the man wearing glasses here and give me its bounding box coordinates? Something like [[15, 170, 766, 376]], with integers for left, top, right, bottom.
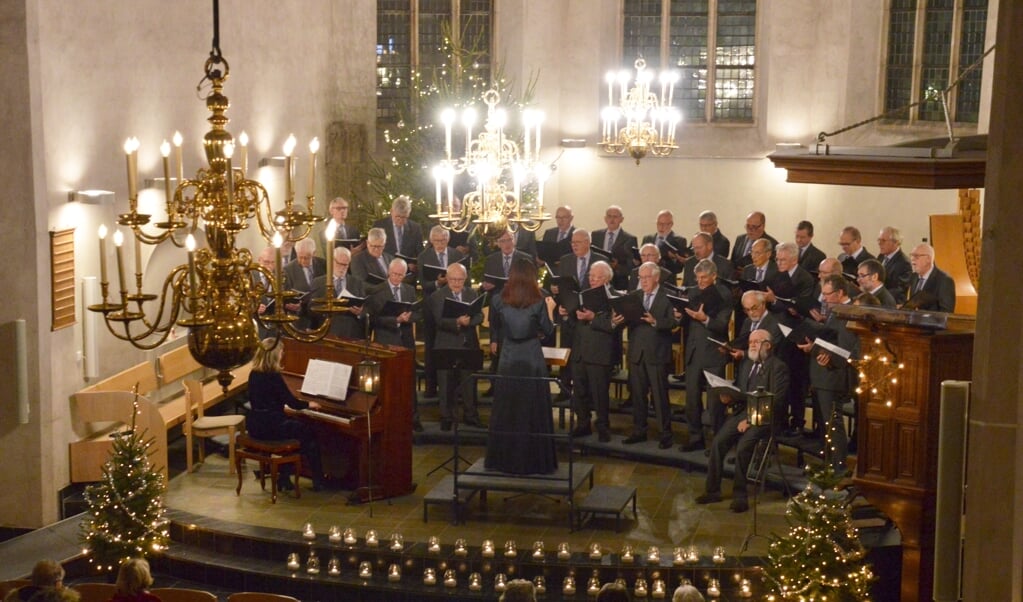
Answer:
[[309, 246, 366, 339], [837, 226, 875, 276], [876, 226, 912, 305], [906, 243, 956, 313], [855, 259, 897, 308], [591, 205, 638, 290], [350, 227, 393, 294], [729, 211, 778, 277]]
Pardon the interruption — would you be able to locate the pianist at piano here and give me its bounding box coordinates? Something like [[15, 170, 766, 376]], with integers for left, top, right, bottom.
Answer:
[[247, 338, 326, 492]]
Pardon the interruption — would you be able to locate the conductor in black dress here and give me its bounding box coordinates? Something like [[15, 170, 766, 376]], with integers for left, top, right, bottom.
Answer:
[[247, 338, 325, 491]]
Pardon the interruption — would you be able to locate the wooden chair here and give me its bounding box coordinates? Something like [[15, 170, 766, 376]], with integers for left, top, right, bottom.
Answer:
[[72, 582, 117, 602], [149, 587, 218, 602], [235, 433, 302, 503], [227, 593, 301, 602], [0, 580, 30, 600], [183, 379, 245, 473]]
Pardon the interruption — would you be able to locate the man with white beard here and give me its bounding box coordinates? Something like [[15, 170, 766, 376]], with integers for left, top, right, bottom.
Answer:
[[695, 329, 789, 513]]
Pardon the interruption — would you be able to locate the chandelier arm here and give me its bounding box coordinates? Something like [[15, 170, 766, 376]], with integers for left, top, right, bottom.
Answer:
[[279, 318, 332, 342], [102, 270, 186, 348]]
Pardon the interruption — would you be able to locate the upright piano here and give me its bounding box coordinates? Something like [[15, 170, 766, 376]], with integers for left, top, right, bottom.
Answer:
[[280, 337, 415, 501]]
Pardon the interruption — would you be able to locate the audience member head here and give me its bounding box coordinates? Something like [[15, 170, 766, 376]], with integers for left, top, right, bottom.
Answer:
[[672, 584, 706, 602], [253, 338, 284, 373], [115, 558, 154, 597], [691, 232, 714, 259], [589, 261, 613, 288], [502, 258, 543, 307], [429, 225, 451, 252], [795, 220, 815, 249], [366, 227, 387, 258], [744, 211, 766, 240], [29, 560, 64, 589], [596, 582, 631, 602], [910, 243, 935, 275], [839, 226, 863, 256], [854, 292, 882, 306], [604, 205, 625, 231], [571, 229, 591, 258], [26, 589, 78, 602], [499, 579, 537, 602], [655, 210, 674, 236], [698, 210, 719, 234], [877, 226, 902, 256]]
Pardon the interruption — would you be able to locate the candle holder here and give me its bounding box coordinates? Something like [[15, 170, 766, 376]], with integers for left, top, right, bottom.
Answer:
[[469, 572, 483, 592], [387, 563, 401, 582], [706, 578, 721, 598], [562, 576, 577, 596], [557, 542, 572, 560], [328, 525, 342, 544], [620, 544, 635, 563], [365, 530, 379, 547], [587, 571, 601, 595], [504, 540, 518, 558], [685, 546, 700, 564], [712, 546, 726, 565], [302, 523, 316, 540], [738, 578, 753, 598], [494, 573, 508, 593], [423, 567, 437, 586], [481, 539, 495, 558], [358, 561, 372, 579], [672, 547, 685, 566], [444, 569, 458, 588], [634, 577, 648, 598], [285, 552, 300, 571], [389, 533, 404, 552], [748, 385, 774, 427], [651, 579, 666, 598], [327, 557, 341, 577], [428, 536, 442, 554], [454, 539, 468, 556], [343, 528, 357, 546], [532, 541, 546, 559], [646, 546, 660, 564], [533, 575, 547, 595], [589, 543, 604, 560], [306, 551, 320, 575]]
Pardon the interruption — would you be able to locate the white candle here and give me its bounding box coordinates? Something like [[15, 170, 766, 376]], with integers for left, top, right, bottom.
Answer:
[[441, 108, 455, 160], [113, 230, 127, 294], [134, 234, 143, 283], [223, 142, 235, 221], [272, 232, 283, 288], [283, 134, 296, 202], [238, 130, 249, 175], [433, 167, 442, 214], [325, 221, 336, 291], [446, 170, 455, 216], [124, 138, 139, 206], [185, 234, 198, 295], [160, 140, 172, 207], [308, 137, 319, 200], [173, 131, 184, 183], [97, 225, 108, 286]]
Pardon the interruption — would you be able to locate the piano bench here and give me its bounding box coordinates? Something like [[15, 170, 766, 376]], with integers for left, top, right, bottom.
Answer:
[[235, 434, 302, 503]]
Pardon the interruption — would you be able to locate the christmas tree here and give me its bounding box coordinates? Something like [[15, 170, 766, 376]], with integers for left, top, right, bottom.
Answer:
[[764, 466, 875, 601], [80, 390, 169, 573]]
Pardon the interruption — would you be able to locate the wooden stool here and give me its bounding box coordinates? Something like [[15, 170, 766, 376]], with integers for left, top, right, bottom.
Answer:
[[235, 434, 302, 503]]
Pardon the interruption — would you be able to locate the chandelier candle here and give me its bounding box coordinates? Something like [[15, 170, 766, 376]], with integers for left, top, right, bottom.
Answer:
[[238, 131, 248, 175], [173, 131, 183, 182]]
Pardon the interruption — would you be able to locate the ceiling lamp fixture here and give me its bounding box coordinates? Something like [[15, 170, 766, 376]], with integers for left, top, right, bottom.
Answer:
[[87, 0, 344, 388], [431, 89, 551, 239], [599, 58, 680, 164]]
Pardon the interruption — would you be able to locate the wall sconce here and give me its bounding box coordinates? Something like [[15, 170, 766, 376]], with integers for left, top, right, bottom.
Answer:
[[259, 156, 287, 168], [560, 138, 587, 148], [142, 177, 181, 190], [67, 189, 115, 204]]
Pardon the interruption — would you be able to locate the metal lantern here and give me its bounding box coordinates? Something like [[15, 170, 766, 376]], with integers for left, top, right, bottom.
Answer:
[[748, 385, 774, 427], [358, 359, 380, 394]]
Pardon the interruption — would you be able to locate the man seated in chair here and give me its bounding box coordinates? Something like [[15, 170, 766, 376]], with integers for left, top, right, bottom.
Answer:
[[696, 329, 788, 513]]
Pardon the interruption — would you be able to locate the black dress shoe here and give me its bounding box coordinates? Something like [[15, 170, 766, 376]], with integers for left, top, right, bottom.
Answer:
[[658, 436, 674, 449], [597, 430, 611, 443], [413, 420, 424, 433], [622, 433, 646, 445], [730, 498, 749, 513], [695, 492, 722, 504], [681, 440, 705, 453], [440, 420, 453, 432]]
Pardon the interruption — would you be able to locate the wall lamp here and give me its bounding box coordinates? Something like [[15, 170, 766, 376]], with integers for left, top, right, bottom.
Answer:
[[559, 138, 587, 148], [67, 189, 115, 204]]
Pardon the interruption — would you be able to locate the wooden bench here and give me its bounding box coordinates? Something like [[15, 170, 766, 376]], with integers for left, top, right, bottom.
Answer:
[[70, 343, 250, 483]]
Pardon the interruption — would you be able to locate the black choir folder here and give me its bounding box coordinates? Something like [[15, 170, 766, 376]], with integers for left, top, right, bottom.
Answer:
[[442, 294, 487, 319], [421, 257, 469, 282], [301, 358, 353, 401], [338, 291, 367, 308], [536, 240, 570, 266], [579, 285, 613, 313], [380, 299, 422, 317], [483, 273, 508, 290], [610, 290, 645, 323]]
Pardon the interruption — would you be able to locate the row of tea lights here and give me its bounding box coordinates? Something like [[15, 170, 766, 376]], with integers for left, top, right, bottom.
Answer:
[[301, 525, 730, 564], [284, 550, 751, 598]]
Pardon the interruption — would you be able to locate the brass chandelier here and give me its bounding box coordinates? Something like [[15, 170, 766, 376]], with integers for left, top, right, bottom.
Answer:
[[88, 0, 345, 388], [431, 89, 551, 238], [599, 58, 681, 164]]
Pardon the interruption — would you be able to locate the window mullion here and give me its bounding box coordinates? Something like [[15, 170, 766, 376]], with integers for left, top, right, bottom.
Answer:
[[706, 0, 719, 123], [908, 1, 926, 123], [661, 0, 671, 68], [946, 0, 965, 122]]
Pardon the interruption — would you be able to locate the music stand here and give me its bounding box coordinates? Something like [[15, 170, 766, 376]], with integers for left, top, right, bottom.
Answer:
[[428, 347, 485, 476]]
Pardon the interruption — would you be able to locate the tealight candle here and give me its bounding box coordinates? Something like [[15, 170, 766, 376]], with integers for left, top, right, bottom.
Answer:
[[481, 539, 495, 558], [589, 543, 603, 560], [651, 579, 666, 598], [587, 572, 601, 595], [327, 557, 341, 576], [672, 547, 685, 566], [504, 540, 517, 558], [621, 544, 635, 563], [494, 573, 507, 592], [387, 563, 401, 582], [532, 541, 545, 559], [286, 553, 300, 571], [707, 578, 721, 598], [738, 578, 752, 598], [423, 568, 437, 585], [557, 542, 572, 560], [712, 546, 726, 564], [444, 569, 458, 588], [685, 546, 700, 564], [428, 536, 441, 553], [646, 546, 661, 563], [533, 576, 547, 594], [306, 552, 320, 575], [358, 561, 372, 579], [454, 539, 468, 556], [328, 526, 342, 544], [634, 578, 648, 598], [562, 576, 576, 595], [389, 533, 404, 551], [469, 572, 482, 592], [365, 530, 379, 547], [302, 523, 316, 540], [343, 528, 357, 545]]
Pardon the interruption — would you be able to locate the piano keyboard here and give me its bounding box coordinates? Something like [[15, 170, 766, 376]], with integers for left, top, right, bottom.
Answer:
[[300, 408, 353, 425]]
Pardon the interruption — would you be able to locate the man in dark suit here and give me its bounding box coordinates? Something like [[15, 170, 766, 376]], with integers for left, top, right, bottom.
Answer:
[[591, 205, 638, 291], [627, 244, 674, 290], [568, 261, 618, 442], [372, 195, 424, 260], [540, 205, 576, 269], [282, 238, 326, 330], [553, 229, 595, 394], [615, 262, 679, 448], [682, 232, 733, 287], [838, 226, 875, 276], [795, 220, 826, 274], [316, 196, 362, 258], [350, 227, 393, 294], [906, 243, 957, 312], [729, 290, 783, 355], [368, 257, 422, 430], [855, 258, 897, 308], [254, 246, 279, 339], [418, 225, 466, 397], [695, 210, 730, 258], [730, 211, 779, 278], [877, 226, 912, 305], [696, 329, 789, 513], [308, 246, 367, 340], [679, 259, 733, 452], [642, 209, 688, 276], [797, 275, 860, 473], [735, 238, 777, 335], [429, 263, 485, 430]]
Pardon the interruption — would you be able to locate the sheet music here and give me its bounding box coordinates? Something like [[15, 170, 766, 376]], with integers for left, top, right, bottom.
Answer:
[[300, 358, 353, 400], [703, 370, 740, 393], [814, 337, 852, 359], [542, 346, 571, 362]]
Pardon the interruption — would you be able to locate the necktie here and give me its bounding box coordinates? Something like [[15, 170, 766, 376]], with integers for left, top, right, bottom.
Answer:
[[606, 230, 616, 252], [883, 254, 891, 268], [644, 292, 654, 311], [915, 278, 925, 293], [337, 224, 346, 240], [557, 230, 566, 242], [334, 277, 344, 297], [578, 257, 587, 283], [304, 266, 314, 286], [395, 225, 403, 252], [749, 362, 761, 383], [756, 267, 764, 282], [742, 238, 752, 257], [750, 320, 760, 332], [392, 285, 401, 302], [377, 256, 388, 275], [503, 255, 511, 276], [439, 251, 446, 267], [657, 236, 665, 246], [454, 292, 461, 303], [799, 246, 805, 259]]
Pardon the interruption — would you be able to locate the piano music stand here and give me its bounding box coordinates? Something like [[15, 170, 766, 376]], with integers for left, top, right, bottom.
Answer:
[[428, 348, 485, 476]]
